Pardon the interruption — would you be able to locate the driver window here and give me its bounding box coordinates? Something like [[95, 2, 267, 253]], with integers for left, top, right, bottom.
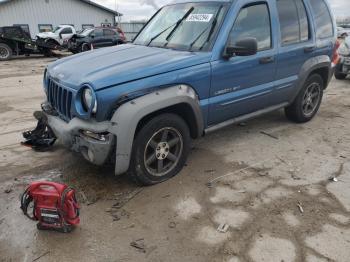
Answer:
[[61, 28, 73, 34], [228, 3, 272, 51]]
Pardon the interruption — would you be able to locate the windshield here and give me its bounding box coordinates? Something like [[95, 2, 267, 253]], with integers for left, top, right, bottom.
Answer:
[[80, 28, 94, 36], [133, 2, 227, 51], [52, 27, 62, 33]]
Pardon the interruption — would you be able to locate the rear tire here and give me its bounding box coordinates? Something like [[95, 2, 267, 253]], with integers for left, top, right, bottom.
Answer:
[[285, 74, 324, 123], [129, 113, 191, 186], [0, 43, 12, 61]]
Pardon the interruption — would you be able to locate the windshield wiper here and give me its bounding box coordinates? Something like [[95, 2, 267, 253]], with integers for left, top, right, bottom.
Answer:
[[193, 5, 223, 51], [147, 23, 176, 46], [188, 24, 212, 50], [163, 6, 194, 46]]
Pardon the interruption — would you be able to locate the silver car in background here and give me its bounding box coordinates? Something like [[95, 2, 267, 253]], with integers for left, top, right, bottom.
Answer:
[[335, 36, 350, 79]]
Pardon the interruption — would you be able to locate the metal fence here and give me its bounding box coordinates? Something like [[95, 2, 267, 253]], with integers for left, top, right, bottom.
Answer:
[[118, 22, 146, 42]]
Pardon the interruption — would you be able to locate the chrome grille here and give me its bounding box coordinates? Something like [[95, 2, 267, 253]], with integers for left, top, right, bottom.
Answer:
[[47, 78, 73, 121]]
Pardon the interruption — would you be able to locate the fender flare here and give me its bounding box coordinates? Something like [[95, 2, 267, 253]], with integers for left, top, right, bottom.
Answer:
[[109, 85, 204, 175], [291, 55, 332, 103]]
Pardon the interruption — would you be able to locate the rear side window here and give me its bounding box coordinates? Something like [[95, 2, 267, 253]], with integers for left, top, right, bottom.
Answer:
[[103, 29, 116, 36], [228, 4, 272, 51], [277, 0, 309, 45], [309, 0, 333, 39], [295, 0, 309, 41]]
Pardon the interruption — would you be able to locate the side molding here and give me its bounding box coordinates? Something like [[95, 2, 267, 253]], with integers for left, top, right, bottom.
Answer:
[[110, 85, 204, 175]]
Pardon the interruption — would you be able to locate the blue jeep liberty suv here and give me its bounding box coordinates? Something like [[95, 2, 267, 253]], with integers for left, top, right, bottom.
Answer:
[[41, 0, 337, 185]]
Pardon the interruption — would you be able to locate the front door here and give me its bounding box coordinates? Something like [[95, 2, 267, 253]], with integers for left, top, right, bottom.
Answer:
[[60, 27, 74, 45], [91, 28, 105, 48], [209, 1, 277, 125]]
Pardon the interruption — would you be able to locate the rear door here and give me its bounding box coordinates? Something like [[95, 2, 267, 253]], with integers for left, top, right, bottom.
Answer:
[[209, 1, 277, 125], [273, 0, 315, 103]]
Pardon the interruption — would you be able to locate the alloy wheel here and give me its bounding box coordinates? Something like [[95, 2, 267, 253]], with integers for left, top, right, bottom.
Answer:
[[302, 82, 321, 117], [144, 127, 183, 177]]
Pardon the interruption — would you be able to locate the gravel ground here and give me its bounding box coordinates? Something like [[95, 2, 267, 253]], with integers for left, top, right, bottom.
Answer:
[[0, 56, 349, 262]]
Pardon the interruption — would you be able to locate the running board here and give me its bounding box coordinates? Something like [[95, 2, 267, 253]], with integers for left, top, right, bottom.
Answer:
[[204, 102, 289, 134]]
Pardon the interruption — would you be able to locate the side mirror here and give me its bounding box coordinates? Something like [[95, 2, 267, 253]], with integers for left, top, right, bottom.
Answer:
[[90, 34, 95, 39], [224, 37, 258, 58]]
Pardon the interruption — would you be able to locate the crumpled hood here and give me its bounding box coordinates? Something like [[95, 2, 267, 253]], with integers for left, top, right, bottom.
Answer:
[[47, 44, 211, 90], [37, 32, 57, 38]]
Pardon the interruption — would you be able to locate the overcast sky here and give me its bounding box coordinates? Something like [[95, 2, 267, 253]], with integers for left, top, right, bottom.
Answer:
[[92, 0, 350, 22]]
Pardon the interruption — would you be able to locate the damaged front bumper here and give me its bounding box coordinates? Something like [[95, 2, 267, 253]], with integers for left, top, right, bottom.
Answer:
[[44, 107, 116, 165]]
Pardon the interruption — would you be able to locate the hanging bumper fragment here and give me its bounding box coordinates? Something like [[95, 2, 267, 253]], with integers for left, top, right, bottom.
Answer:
[[21, 111, 57, 152]]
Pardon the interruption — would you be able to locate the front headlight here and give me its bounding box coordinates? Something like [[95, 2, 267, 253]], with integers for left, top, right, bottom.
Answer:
[[82, 87, 97, 113]]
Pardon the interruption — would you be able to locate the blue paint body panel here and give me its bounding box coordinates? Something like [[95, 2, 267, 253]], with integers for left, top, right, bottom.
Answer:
[[45, 0, 336, 129]]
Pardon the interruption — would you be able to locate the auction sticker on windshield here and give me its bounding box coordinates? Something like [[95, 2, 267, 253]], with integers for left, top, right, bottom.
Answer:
[[186, 14, 213, 22]]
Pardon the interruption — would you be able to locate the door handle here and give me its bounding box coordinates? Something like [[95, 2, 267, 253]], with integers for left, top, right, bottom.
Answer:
[[304, 46, 316, 53], [259, 56, 274, 64]]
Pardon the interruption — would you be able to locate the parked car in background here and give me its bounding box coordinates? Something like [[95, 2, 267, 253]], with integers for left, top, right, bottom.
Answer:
[[337, 27, 349, 38], [68, 27, 126, 53], [40, 0, 338, 185], [36, 25, 76, 47], [0, 26, 62, 60], [335, 36, 350, 79]]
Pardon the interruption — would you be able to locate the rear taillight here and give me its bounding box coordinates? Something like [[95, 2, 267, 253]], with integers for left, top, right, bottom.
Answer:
[[332, 40, 341, 67], [120, 33, 126, 41], [117, 29, 126, 41]]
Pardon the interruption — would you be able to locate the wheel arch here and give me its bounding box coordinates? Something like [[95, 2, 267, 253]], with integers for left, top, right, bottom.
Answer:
[[307, 67, 330, 88], [135, 102, 201, 140], [0, 40, 15, 51], [109, 85, 204, 175], [290, 56, 332, 104]]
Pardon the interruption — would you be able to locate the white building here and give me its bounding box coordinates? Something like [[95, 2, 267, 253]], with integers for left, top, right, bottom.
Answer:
[[0, 0, 122, 37]]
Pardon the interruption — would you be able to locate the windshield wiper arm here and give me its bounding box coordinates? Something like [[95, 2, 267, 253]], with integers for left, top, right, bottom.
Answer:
[[147, 23, 176, 46], [164, 6, 194, 45], [196, 5, 223, 51], [188, 23, 213, 50]]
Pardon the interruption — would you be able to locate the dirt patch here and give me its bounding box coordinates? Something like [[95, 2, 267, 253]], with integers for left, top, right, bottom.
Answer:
[[0, 103, 14, 114]]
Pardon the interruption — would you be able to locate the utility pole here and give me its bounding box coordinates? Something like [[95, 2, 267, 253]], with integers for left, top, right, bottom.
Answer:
[[115, 0, 121, 25]]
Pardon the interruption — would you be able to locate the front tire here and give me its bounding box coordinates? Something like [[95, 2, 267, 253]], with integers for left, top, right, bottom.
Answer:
[[81, 43, 91, 52], [285, 74, 324, 123], [129, 113, 191, 186]]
